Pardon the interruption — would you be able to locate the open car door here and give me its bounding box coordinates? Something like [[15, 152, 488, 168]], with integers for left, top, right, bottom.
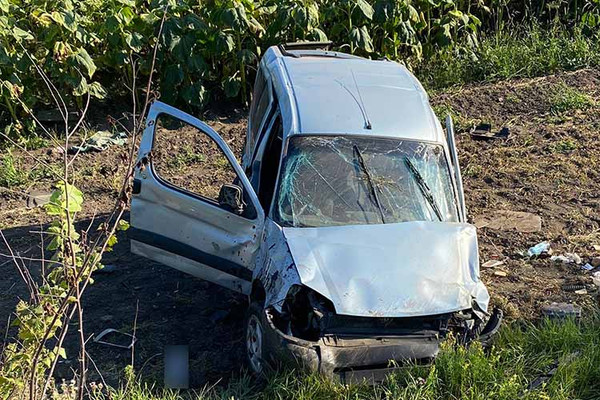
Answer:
[[129, 101, 265, 294]]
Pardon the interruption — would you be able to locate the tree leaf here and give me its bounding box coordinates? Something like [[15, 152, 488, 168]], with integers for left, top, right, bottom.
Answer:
[[0, 0, 9, 13], [72, 49, 97, 78], [237, 48, 256, 65], [181, 82, 207, 108], [118, 220, 130, 231], [125, 31, 144, 52], [163, 64, 184, 87], [12, 27, 33, 41], [88, 82, 107, 99], [223, 75, 241, 98], [73, 76, 88, 97], [355, 0, 374, 20]]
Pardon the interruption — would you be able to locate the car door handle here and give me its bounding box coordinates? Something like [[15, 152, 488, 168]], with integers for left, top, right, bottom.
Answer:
[[132, 178, 142, 195]]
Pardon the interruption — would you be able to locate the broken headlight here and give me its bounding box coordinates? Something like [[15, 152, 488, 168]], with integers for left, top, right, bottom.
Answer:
[[280, 285, 335, 341]]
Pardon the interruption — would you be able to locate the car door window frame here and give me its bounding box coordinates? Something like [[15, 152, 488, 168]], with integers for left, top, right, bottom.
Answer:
[[143, 102, 264, 222], [247, 104, 285, 217]]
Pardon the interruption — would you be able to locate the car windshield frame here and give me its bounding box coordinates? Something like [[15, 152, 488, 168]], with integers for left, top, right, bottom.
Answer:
[[271, 134, 460, 228]]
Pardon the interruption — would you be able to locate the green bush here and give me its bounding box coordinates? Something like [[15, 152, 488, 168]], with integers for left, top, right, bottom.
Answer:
[[0, 0, 599, 140]]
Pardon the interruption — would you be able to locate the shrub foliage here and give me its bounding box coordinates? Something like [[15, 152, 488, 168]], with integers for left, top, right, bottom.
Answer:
[[0, 0, 599, 136]]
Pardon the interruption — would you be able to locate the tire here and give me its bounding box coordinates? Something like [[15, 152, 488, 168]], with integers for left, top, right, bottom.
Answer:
[[245, 302, 267, 375]]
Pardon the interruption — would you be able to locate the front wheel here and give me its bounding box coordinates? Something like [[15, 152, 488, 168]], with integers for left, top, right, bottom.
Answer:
[[245, 302, 266, 375]]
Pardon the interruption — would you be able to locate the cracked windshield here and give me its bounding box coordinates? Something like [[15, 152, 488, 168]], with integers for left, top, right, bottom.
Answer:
[[275, 135, 459, 227]]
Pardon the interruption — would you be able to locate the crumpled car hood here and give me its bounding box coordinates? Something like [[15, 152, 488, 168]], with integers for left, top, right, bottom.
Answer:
[[282, 221, 489, 318]]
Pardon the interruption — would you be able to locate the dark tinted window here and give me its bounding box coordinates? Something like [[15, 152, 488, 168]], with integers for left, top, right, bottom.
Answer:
[[249, 72, 271, 143]]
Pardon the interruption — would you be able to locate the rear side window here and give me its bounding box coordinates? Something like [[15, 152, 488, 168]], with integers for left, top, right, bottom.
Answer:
[[249, 70, 271, 145]]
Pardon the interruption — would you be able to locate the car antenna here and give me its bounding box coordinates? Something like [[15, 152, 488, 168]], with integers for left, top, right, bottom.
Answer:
[[335, 73, 372, 130], [351, 70, 372, 130]]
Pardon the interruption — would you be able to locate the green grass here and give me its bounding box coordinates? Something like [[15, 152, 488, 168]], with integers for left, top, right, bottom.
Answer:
[[549, 82, 595, 115], [552, 138, 578, 153], [98, 317, 600, 400], [0, 150, 28, 188], [171, 145, 206, 169], [0, 149, 57, 188], [417, 23, 600, 90]]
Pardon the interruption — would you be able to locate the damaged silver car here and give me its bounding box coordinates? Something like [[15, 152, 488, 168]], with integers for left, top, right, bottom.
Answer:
[[130, 42, 502, 383]]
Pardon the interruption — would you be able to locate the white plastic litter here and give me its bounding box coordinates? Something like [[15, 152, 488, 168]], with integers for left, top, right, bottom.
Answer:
[[528, 241, 551, 257], [592, 271, 600, 287], [550, 253, 582, 264]]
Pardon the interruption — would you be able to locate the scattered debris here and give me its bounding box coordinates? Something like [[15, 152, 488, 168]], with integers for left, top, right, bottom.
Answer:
[[494, 270, 508, 277], [574, 288, 587, 295], [93, 328, 135, 349], [562, 283, 586, 292], [592, 244, 600, 252], [550, 253, 582, 265], [591, 257, 600, 268], [68, 130, 127, 153], [475, 210, 541, 233], [581, 263, 594, 271], [470, 123, 510, 140], [592, 271, 600, 287], [527, 241, 552, 258], [25, 190, 52, 209], [541, 302, 582, 320], [482, 260, 505, 268]]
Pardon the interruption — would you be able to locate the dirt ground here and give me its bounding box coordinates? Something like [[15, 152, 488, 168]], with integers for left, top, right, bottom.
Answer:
[[1, 68, 599, 387]]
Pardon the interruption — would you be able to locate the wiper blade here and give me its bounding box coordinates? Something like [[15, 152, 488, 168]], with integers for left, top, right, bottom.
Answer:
[[403, 156, 443, 222], [353, 145, 386, 224]]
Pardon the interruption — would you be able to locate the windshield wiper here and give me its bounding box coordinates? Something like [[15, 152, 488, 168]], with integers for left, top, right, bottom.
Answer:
[[403, 156, 443, 222], [353, 145, 386, 224]]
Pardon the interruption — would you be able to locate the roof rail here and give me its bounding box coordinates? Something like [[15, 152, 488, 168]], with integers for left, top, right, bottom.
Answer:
[[278, 41, 333, 57]]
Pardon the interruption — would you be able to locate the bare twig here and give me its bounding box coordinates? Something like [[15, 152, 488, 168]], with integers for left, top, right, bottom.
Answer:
[[131, 299, 139, 368]]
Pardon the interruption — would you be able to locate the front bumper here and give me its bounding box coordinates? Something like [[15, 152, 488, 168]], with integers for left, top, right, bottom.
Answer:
[[262, 310, 440, 384]]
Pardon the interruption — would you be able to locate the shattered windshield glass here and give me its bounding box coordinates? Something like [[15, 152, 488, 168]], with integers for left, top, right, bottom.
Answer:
[[274, 135, 459, 227]]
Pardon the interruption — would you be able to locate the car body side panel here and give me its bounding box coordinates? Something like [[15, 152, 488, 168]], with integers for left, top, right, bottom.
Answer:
[[282, 221, 489, 317], [254, 219, 302, 309], [131, 240, 251, 293]]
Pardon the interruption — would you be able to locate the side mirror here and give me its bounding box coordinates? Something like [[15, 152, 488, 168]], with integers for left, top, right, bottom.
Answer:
[[218, 184, 244, 215]]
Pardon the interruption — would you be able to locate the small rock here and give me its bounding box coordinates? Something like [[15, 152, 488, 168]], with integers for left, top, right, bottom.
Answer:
[[591, 257, 600, 268], [592, 244, 600, 252], [542, 302, 582, 319], [574, 289, 587, 295], [26, 190, 52, 208], [482, 260, 504, 268], [494, 270, 508, 277], [475, 210, 542, 233], [47, 147, 65, 157]]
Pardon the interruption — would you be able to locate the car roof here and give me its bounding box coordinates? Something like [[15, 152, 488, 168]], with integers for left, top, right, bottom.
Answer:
[[262, 46, 445, 144]]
